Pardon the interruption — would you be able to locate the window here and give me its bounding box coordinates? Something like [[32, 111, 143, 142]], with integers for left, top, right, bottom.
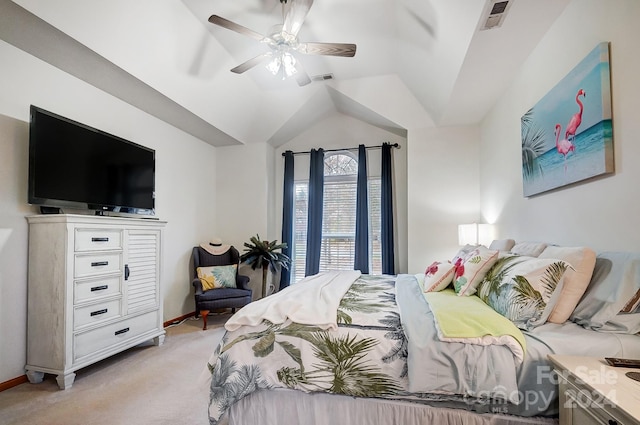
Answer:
[[291, 153, 381, 282]]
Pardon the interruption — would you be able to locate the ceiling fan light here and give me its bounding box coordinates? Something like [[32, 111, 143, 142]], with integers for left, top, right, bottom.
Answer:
[[282, 53, 298, 77], [266, 53, 297, 80], [266, 56, 282, 76]]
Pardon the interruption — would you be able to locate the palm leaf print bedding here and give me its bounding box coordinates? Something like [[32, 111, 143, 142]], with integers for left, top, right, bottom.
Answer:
[[206, 274, 525, 424]]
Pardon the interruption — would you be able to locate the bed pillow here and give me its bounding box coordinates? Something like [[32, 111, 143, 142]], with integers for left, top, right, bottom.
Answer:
[[571, 251, 640, 334], [452, 245, 499, 296], [489, 239, 516, 252], [196, 264, 237, 290], [422, 261, 455, 292], [452, 244, 478, 260], [538, 246, 596, 323], [510, 242, 548, 257], [477, 255, 570, 330]]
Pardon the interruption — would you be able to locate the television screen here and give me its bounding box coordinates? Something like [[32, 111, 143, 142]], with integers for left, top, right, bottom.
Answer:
[[28, 105, 155, 215]]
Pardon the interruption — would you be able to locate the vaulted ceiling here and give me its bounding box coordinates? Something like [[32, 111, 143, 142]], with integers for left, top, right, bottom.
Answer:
[[1, 0, 571, 147]]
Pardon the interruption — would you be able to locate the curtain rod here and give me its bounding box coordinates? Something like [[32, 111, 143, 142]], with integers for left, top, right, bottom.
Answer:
[[281, 143, 400, 157]]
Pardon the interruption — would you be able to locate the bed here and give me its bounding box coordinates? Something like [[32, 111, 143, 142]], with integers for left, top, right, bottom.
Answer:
[[203, 245, 640, 425]]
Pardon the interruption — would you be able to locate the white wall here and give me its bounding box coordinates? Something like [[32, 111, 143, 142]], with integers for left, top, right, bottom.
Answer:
[[213, 143, 277, 299], [406, 125, 481, 273], [480, 0, 640, 251], [274, 112, 409, 275], [214, 143, 270, 248], [0, 40, 219, 382], [0, 113, 32, 386]]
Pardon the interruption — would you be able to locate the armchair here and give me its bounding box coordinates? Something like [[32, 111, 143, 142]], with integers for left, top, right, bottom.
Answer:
[[191, 245, 252, 330]]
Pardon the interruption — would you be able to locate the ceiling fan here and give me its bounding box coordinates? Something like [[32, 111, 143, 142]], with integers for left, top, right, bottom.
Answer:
[[209, 0, 356, 86]]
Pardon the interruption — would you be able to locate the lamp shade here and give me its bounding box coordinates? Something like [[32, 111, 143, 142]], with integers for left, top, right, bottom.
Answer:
[[458, 223, 479, 246], [458, 223, 495, 246]]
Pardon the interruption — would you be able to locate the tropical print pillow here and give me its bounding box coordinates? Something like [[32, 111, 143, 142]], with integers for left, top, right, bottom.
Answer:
[[422, 261, 455, 292], [452, 245, 499, 296], [197, 264, 237, 291], [538, 245, 596, 324], [477, 255, 570, 330]]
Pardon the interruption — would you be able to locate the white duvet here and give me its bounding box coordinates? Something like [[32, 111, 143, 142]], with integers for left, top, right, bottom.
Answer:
[[225, 270, 360, 332]]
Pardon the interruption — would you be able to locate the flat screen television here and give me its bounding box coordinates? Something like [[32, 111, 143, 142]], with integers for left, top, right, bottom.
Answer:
[[28, 105, 155, 216]]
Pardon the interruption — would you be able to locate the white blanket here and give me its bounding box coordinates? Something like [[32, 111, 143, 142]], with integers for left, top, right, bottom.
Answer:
[[224, 270, 361, 332]]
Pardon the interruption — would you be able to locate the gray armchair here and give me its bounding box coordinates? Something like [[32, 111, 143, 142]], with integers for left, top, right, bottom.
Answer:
[[191, 246, 251, 330]]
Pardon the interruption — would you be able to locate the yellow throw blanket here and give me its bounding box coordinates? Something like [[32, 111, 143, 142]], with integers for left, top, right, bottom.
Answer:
[[424, 289, 526, 364]]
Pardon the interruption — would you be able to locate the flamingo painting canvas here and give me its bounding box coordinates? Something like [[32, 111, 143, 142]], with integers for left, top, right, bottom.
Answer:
[[521, 42, 614, 197]]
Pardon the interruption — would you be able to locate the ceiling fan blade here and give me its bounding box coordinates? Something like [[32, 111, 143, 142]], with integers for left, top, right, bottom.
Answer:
[[293, 60, 312, 86], [208, 15, 265, 42], [282, 0, 314, 37], [298, 42, 357, 57], [231, 52, 273, 74]]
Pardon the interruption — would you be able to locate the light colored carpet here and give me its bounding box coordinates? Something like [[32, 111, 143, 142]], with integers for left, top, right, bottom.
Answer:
[[0, 315, 228, 425]]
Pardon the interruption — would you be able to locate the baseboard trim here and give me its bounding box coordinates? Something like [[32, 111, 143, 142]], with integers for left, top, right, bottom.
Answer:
[[0, 375, 28, 392], [163, 311, 196, 328]]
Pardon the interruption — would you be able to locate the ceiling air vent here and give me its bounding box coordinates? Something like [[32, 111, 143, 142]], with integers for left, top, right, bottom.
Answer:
[[479, 0, 512, 31], [311, 73, 334, 82]]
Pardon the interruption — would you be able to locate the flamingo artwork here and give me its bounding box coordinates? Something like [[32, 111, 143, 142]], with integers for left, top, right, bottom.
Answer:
[[555, 124, 575, 172], [565, 89, 586, 142]]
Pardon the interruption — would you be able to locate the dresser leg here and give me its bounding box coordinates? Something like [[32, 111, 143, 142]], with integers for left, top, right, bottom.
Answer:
[[56, 372, 76, 390], [26, 370, 44, 384], [153, 333, 165, 346]]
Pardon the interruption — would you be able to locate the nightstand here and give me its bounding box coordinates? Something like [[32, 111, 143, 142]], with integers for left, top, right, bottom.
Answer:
[[548, 355, 640, 425]]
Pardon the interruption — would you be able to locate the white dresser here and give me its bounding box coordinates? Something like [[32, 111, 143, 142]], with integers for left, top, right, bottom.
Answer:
[[25, 214, 166, 389]]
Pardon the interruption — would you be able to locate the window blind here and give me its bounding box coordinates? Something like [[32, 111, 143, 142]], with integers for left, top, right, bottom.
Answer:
[[292, 179, 381, 283]]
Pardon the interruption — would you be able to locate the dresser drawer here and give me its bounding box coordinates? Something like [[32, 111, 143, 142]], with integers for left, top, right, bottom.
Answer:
[[74, 252, 122, 278], [74, 276, 121, 304], [74, 311, 159, 361], [74, 299, 122, 330], [75, 228, 122, 252]]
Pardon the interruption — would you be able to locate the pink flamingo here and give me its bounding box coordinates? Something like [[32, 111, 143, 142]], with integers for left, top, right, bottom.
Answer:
[[555, 124, 575, 173], [565, 89, 586, 142]]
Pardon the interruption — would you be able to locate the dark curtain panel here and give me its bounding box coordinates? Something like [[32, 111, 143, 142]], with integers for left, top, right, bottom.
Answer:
[[280, 150, 294, 290], [354, 144, 369, 273], [305, 148, 324, 276], [381, 142, 395, 275]]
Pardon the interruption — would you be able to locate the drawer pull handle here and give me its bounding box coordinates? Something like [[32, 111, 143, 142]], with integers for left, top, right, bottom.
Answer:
[[91, 261, 109, 267], [90, 308, 108, 317], [91, 237, 109, 242], [115, 327, 129, 336], [124, 264, 130, 280], [90, 285, 108, 292]]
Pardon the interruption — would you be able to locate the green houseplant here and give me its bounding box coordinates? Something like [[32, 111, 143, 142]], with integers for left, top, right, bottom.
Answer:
[[240, 235, 291, 298]]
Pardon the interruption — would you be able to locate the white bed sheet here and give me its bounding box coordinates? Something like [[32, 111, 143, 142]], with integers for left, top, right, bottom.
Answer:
[[526, 321, 640, 358], [615, 332, 640, 357]]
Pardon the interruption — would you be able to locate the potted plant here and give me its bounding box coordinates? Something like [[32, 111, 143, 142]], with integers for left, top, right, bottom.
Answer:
[[240, 235, 291, 298]]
